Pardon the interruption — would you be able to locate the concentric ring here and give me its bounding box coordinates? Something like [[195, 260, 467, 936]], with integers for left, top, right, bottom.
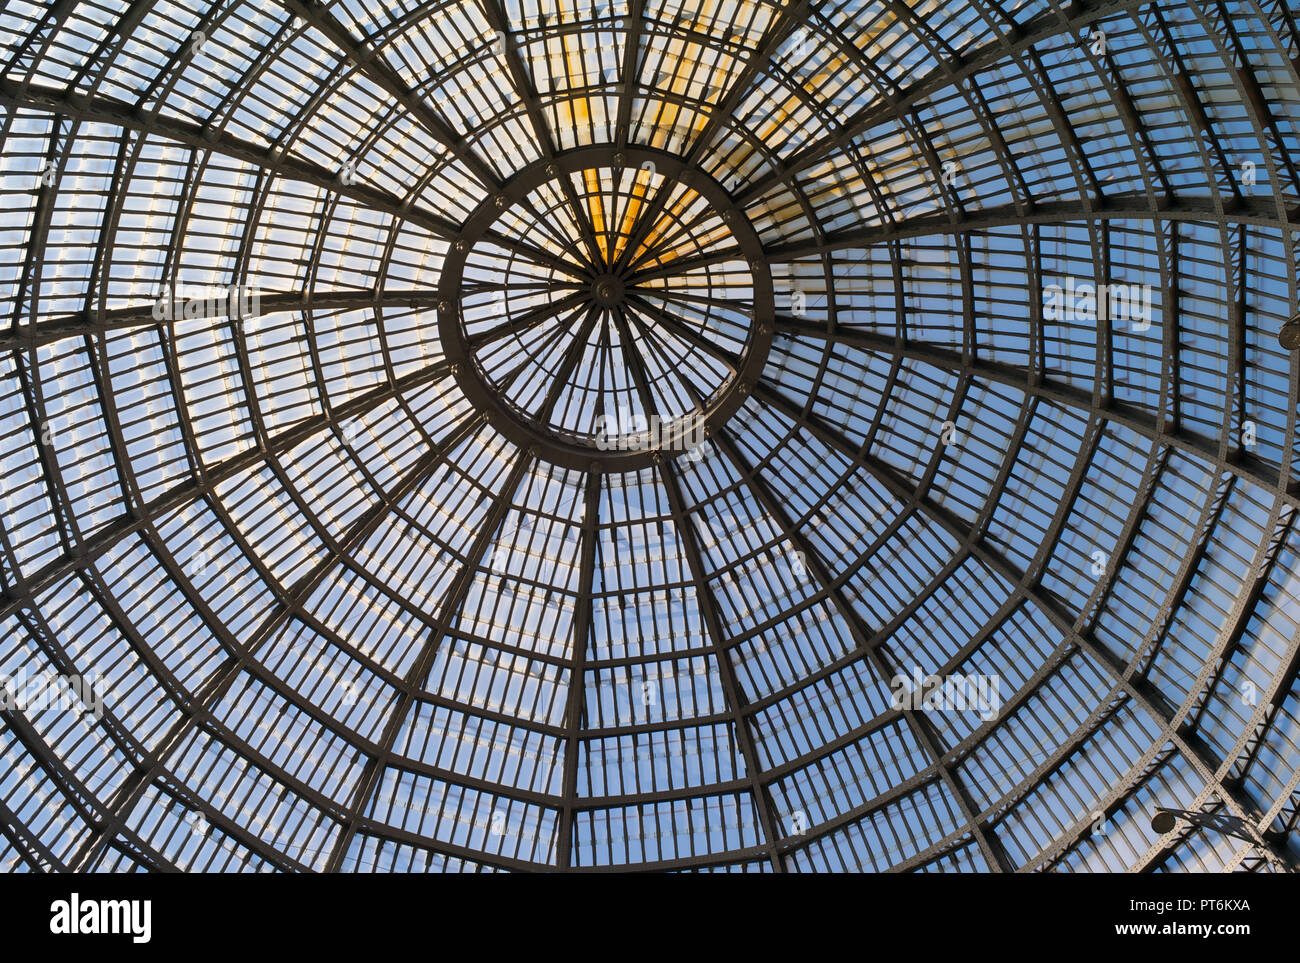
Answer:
[[438, 146, 775, 471], [3, 0, 1299, 877]]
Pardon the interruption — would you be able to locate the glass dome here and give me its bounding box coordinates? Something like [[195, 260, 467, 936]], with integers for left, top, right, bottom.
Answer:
[[0, 0, 1298, 873]]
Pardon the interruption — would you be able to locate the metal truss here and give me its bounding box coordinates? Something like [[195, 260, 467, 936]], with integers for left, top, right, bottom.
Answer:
[[1, 0, 1298, 875]]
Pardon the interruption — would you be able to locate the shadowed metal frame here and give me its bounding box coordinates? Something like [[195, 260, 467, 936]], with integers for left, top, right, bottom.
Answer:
[[0, 0, 1297, 873]]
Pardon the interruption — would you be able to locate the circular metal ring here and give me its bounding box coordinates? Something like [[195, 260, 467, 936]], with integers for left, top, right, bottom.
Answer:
[[438, 145, 774, 472]]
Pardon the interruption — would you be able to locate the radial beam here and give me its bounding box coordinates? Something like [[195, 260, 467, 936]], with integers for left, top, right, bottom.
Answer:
[[555, 469, 603, 869], [771, 314, 1297, 507], [0, 356, 455, 626], [614, 0, 647, 150], [611, 0, 814, 272], [272, 0, 503, 192], [324, 449, 534, 870], [68, 413, 484, 871], [0, 79, 583, 281], [467, 291, 590, 350], [733, 0, 1151, 207], [647, 304, 1297, 863], [474, 0, 604, 268], [654, 303, 1295, 510], [654, 454, 788, 870], [627, 193, 1290, 285], [1, 289, 449, 351], [1064, 502, 1299, 872], [710, 423, 1015, 871], [608, 305, 786, 869], [755, 380, 1299, 872]]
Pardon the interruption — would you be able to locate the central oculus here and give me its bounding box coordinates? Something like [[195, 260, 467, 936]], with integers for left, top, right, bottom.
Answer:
[[438, 146, 774, 471], [590, 274, 626, 309]]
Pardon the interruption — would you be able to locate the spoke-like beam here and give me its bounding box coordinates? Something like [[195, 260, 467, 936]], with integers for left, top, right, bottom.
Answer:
[[1, 688, 171, 871], [0, 80, 586, 282], [1083, 501, 1299, 873], [653, 453, 788, 871], [467, 291, 589, 350], [627, 193, 1291, 285], [555, 469, 603, 869], [475, 0, 603, 269], [324, 448, 533, 870], [69, 412, 484, 871], [710, 423, 1015, 870], [609, 304, 785, 869], [530, 305, 602, 424], [772, 314, 1297, 506], [0, 356, 455, 625], [630, 300, 1295, 510], [2, 288, 445, 351], [608, 296, 1299, 869], [611, 0, 813, 276], [13, 279, 573, 356], [755, 380, 1300, 872], [272, 0, 502, 192], [614, 0, 647, 151], [733, 0, 1149, 207], [625, 296, 740, 375], [275, 0, 606, 273]]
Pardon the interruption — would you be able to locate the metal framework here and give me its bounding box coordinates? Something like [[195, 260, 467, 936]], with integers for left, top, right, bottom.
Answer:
[[0, 0, 1298, 873]]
